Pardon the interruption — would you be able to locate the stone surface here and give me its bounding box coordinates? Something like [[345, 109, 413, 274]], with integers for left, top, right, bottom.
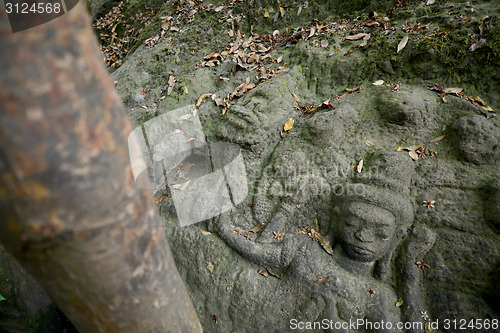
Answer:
[[135, 80, 499, 332]]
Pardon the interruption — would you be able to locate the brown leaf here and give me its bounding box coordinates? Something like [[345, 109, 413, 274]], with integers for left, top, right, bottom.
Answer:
[[257, 269, 268, 277], [168, 75, 175, 87], [292, 93, 301, 103], [443, 87, 463, 95], [364, 140, 375, 147], [408, 150, 419, 160], [201, 230, 212, 236], [430, 134, 446, 143], [247, 53, 260, 63], [356, 159, 364, 173], [279, 7, 285, 17], [468, 95, 487, 106], [310, 229, 333, 255], [284, 118, 295, 131], [397, 35, 409, 53], [345, 33, 369, 40], [315, 278, 331, 285], [248, 222, 264, 233], [196, 93, 213, 108]]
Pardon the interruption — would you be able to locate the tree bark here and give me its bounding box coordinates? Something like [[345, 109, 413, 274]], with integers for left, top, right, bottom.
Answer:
[[0, 4, 202, 332]]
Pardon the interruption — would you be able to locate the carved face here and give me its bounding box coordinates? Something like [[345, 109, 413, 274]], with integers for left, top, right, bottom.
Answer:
[[339, 201, 397, 262]]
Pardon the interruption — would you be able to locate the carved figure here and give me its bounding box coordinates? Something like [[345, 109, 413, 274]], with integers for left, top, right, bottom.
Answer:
[[215, 153, 435, 332]]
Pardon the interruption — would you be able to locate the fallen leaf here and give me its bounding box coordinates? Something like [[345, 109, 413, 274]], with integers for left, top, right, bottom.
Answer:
[[257, 269, 268, 277], [183, 86, 188, 94], [201, 230, 212, 236], [212, 314, 218, 324], [277, 55, 283, 63], [310, 229, 333, 255], [264, 9, 269, 17], [280, 7, 285, 17], [357, 159, 364, 173], [292, 93, 301, 103], [247, 53, 260, 63], [178, 114, 192, 121], [443, 87, 463, 95], [168, 75, 175, 87], [468, 38, 486, 52], [395, 298, 404, 307], [372, 80, 384, 86], [187, 138, 196, 143], [308, 26, 316, 39], [284, 118, 295, 131], [364, 140, 375, 147], [430, 134, 446, 143], [468, 95, 487, 106], [248, 222, 264, 233], [425, 321, 433, 333], [426, 0, 435, 5], [196, 93, 212, 108], [397, 35, 409, 53], [345, 33, 369, 40], [409, 150, 419, 160], [297, 6, 302, 16], [207, 262, 214, 273], [315, 278, 331, 285], [482, 105, 497, 113]]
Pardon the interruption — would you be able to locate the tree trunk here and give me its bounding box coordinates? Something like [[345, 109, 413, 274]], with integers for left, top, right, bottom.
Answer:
[[0, 4, 202, 332]]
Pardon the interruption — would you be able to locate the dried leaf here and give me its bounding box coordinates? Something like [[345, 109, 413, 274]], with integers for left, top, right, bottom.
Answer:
[[264, 9, 269, 17], [482, 105, 497, 113], [292, 93, 301, 103], [396, 146, 404, 152], [357, 159, 364, 173], [247, 53, 260, 63], [168, 75, 175, 87], [443, 87, 463, 95], [248, 222, 264, 233], [345, 33, 369, 40], [426, 0, 435, 5], [183, 86, 188, 94], [187, 137, 196, 143], [201, 230, 212, 236], [308, 26, 316, 39], [372, 80, 384, 86], [207, 262, 214, 273], [425, 321, 434, 333], [257, 269, 268, 277], [468, 95, 487, 106], [395, 298, 404, 307], [468, 38, 486, 52], [311, 229, 333, 255], [277, 56, 283, 63], [409, 150, 419, 160], [280, 7, 285, 17], [196, 93, 212, 108], [430, 134, 446, 143], [364, 140, 375, 147], [178, 114, 192, 121], [284, 118, 295, 131], [315, 278, 331, 285], [297, 6, 302, 16], [397, 35, 409, 53]]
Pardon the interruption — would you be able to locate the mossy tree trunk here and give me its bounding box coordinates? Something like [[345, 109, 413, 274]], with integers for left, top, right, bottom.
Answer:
[[0, 4, 201, 332]]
